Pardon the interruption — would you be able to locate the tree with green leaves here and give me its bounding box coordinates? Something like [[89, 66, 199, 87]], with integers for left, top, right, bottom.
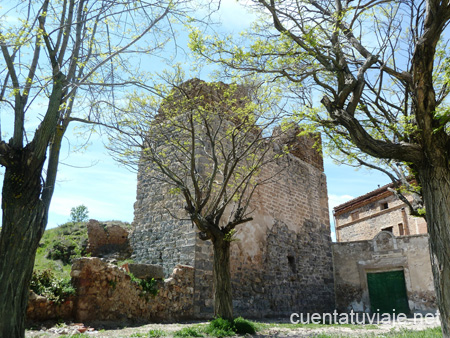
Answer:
[[190, 0, 450, 334], [70, 205, 89, 223], [0, 0, 197, 336], [107, 77, 289, 319]]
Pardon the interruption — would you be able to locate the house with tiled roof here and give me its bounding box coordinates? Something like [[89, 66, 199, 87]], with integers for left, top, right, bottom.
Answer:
[[332, 185, 436, 315], [333, 183, 427, 242]]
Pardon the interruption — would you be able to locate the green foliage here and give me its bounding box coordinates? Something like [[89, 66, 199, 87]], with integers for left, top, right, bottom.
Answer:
[[34, 222, 89, 280], [30, 270, 75, 304], [204, 318, 235, 337], [174, 327, 204, 337], [204, 317, 258, 337], [147, 329, 167, 337], [387, 327, 442, 337], [129, 273, 159, 299], [232, 317, 257, 335], [70, 205, 89, 223], [40, 222, 88, 266]]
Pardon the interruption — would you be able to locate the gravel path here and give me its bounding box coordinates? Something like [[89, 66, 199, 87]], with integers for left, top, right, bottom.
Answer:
[[25, 317, 441, 338]]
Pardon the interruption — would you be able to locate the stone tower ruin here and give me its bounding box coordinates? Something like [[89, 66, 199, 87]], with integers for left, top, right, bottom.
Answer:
[[131, 79, 335, 318]]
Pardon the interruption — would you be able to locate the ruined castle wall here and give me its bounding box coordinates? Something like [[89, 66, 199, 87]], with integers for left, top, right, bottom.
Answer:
[[227, 154, 335, 317], [130, 79, 335, 319], [131, 170, 196, 277], [187, 150, 335, 318], [131, 148, 335, 319]]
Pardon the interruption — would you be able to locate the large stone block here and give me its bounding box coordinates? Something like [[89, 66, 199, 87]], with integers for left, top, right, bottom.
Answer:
[[128, 263, 164, 280]]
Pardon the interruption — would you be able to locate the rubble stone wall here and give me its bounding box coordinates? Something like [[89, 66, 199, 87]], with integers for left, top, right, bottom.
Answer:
[[86, 220, 132, 259], [27, 294, 75, 322], [27, 258, 195, 323]]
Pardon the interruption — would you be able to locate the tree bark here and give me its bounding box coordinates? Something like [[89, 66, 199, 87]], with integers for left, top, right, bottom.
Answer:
[[418, 165, 450, 337], [0, 158, 47, 338], [212, 237, 233, 320]]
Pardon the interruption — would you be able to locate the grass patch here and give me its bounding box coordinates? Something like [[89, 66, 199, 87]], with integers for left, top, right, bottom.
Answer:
[[174, 327, 204, 337], [34, 222, 88, 279], [264, 322, 379, 330], [131, 329, 167, 338], [379, 327, 442, 337], [286, 327, 442, 338]]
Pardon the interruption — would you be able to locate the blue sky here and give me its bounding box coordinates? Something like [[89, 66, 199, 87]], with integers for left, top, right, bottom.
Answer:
[[0, 0, 391, 240]]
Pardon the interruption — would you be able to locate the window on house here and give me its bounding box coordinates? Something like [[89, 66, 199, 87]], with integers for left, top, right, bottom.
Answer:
[[351, 212, 359, 221], [381, 202, 389, 210], [382, 226, 393, 233], [398, 223, 404, 236]]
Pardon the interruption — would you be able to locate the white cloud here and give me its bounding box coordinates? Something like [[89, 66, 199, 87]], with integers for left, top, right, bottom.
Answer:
[[328, 194, 354, 211]]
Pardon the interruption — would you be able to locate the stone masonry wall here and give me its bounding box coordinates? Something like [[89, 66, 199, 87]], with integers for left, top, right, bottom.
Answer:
[[26, 258, 195, 323], [132, 175, 196, 276], [131, 79, 335, 318], [27, 293, 75, 322], [226, 154, 335, 318], [86, 220, 132, 259], [332, 234, 436, 314], [78, 257, 193, 322]]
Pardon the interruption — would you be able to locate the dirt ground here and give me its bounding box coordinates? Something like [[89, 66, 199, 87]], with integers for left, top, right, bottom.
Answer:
[[25, 316, 441, 338]]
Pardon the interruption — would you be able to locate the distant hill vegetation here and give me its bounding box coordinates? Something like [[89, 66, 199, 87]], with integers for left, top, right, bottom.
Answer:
[[34, 222, 89, 279]]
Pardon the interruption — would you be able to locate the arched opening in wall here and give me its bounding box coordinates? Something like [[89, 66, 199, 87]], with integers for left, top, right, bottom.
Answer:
[[287, 256, 297, 274]]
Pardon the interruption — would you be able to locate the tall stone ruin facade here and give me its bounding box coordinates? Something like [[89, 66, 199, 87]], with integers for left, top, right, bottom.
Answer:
[[131, 79, 335, 318]]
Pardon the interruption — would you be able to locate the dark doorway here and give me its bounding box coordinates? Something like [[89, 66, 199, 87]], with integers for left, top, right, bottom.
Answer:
[[367, 270, 410, 315]]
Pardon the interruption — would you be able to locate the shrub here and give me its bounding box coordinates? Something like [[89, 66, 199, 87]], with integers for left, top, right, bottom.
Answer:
[[129, 273, 159, 300], [205, 317, 257, 337], [232, 317, 257, 335], [204, 318, 235, 337], [44, 222, 88, 265], [30, 270, 76, 304]]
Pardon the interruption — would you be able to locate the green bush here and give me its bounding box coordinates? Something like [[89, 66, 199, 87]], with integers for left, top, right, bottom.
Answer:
[[205, 317, 257, 337], [232, 317, 257, 335], [44, 222, 88, 265], [205, 318, 235, 337], [30, 270, 75, 304], [129, 273, 159, 300]]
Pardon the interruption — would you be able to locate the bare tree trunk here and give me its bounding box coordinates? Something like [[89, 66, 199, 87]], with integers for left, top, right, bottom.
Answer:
[[212, 237, 233, 320], [419, 165, 450, 337], [0, 163, 47, 338]]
